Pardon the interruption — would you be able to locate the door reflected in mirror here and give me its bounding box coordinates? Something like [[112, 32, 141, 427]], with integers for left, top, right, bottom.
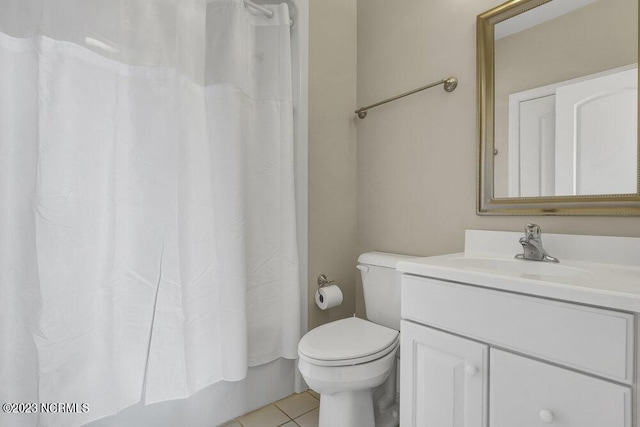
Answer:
[[492, 0, 638, 199]]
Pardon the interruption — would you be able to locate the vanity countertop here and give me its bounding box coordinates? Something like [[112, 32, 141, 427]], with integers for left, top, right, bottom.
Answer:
[[397, 230, 640, 312]]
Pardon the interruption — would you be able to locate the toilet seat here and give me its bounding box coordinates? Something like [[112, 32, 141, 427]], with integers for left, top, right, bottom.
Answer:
[[298, 317, 399, 367]]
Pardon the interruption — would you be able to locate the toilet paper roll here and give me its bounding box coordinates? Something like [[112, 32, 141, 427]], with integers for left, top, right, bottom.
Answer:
[[315, 285, 343, 310]]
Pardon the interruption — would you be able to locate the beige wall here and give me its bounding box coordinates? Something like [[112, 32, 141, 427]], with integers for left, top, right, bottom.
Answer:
[[308, 0, 358, 329], [355, 0, 640, 317]]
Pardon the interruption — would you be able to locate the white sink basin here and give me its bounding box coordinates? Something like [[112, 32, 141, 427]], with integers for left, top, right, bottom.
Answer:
[[446, 256, 592, 278], [396, 230, 640, 312]]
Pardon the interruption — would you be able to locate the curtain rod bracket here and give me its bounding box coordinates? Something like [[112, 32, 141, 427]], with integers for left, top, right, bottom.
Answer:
[[355, 76, 458, 119], [244, 0, 274, 19]]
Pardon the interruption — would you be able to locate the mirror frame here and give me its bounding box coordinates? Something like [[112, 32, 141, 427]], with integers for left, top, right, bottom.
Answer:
[[477, 0, 640, 215]]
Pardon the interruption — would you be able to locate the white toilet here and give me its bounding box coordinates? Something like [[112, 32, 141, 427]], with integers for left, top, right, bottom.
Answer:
[[298, 252, 414, 427]]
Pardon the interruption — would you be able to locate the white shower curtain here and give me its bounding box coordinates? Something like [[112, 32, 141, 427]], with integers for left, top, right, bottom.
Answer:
[[0, 1, 300, 426]]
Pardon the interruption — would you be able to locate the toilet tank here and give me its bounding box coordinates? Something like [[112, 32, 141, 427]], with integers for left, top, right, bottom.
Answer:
[[358, 252, 416, 331]]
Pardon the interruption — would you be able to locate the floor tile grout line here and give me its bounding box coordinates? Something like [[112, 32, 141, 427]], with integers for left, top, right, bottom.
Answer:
[[273, 403, 295, 422], [274, 392, 320, 419], [227, 391, 321, 427], [233, 403, 292, 427], [292, 406, 319, 422], [305, 390, 319, 401]]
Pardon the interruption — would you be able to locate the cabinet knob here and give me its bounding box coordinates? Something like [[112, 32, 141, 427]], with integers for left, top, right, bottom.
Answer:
[[465, 364, 479, 376], [539, 409, 555, 423]]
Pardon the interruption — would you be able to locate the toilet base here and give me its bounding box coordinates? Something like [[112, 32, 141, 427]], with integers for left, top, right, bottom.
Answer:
[[317, 390, 399, 427], [319, 389, 375, 427]]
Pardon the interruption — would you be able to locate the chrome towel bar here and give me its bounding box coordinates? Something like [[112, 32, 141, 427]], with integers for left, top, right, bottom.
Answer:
[[355, 76, 458, 119]]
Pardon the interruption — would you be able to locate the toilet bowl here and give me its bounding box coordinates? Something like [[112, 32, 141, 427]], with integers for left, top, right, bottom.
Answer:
[[298, 252, 415, 427], [298, 317, 399, 427]]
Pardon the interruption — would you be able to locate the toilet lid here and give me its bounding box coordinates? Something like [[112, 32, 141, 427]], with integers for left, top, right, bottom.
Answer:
[[298, 317, 399, 364]]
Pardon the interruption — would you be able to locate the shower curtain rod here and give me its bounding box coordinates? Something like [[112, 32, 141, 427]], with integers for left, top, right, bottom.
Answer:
[[354, 76, 458, 119], [244, 0, 274, 18]]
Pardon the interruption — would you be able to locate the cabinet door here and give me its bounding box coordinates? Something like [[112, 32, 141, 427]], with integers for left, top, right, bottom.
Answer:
[[400, 320, 488, 427], [490, 349, 631, 427]]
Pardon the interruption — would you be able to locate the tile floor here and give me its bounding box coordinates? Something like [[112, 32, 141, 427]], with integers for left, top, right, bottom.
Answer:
[[218, 390, 320, 427]]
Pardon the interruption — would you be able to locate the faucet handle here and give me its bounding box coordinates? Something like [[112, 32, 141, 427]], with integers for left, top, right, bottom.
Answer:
[[524, 223, 542, 239]]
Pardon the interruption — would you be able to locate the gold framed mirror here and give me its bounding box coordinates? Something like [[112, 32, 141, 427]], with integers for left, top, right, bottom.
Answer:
[[477, 0, 640, 215]]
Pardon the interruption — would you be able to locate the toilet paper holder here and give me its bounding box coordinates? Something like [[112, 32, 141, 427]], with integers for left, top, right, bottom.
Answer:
[[317, 274, 335, 288]]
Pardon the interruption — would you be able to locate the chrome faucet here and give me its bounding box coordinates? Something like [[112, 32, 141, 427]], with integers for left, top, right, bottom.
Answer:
[[515, 224, 559, 263]]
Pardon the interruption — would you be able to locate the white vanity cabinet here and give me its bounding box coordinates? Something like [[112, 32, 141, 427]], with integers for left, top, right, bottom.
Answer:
[[400, 275, 635, 427]]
